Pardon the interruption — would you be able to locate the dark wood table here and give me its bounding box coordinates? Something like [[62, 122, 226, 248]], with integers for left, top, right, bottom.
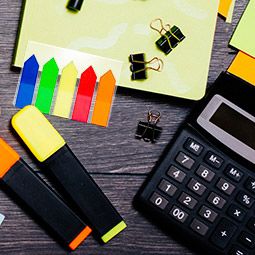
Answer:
[[0, 1, 249, 254]]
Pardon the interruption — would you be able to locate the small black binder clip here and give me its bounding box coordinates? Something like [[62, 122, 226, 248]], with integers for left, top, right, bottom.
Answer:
[[135, 110, 162, 143], [150, 18, 185, 55], [129, 53, 163, 80]]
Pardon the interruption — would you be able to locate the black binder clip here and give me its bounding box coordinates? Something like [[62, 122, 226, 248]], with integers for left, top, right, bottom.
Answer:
[[135, 110, 162, 143], [129, 53, 163, 80], [67, 0, 84, 11], [150, 18, 185, 55]]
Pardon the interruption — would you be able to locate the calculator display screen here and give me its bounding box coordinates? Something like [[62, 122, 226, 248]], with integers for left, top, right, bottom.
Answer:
[[197, 95, 255, 164], [210, 103, 255, 150]]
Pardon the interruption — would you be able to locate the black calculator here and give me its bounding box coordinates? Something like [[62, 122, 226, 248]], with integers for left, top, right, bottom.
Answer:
[[135, 72, 255, 255]]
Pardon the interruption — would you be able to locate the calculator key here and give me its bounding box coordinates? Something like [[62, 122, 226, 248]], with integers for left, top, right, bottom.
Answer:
[[210, 218, 237, 249], [204, 151, 224, 169], [167, 166, 186, 183], [175, 152, 195, 170], [150, 192, 168, 210], [187, 178, 207, 196], [199, 206, 218, 223], [224, 165, 243, 182], [196, 165, 215, 182], [190, 219, 209, 236], [244, 177, 255, 194], [227, 205, 246, 222], [158, 179, 177, 197], [184, 138, 203, 156], [236, 191, 254, 208], [169, 205, 188, 223], [207, 192, 226, 209], [239, 231, 255, 248], [229, 245, 249, 255], [216, 178, 236, 195], [178, 192, 198, 209], [247, 218, 255, 233]]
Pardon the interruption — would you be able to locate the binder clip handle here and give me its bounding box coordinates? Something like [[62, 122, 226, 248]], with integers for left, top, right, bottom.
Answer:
[[147, 110, 161, 125]]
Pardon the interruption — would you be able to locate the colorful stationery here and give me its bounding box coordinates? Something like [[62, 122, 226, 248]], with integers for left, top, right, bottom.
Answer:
[[12, 106, 127, 243], [228, 51, 255, 86], [230, 0, 255, 58], [14, 48, 122, 127], [0, 137, 91, 250], [13, 0, 219, 100]]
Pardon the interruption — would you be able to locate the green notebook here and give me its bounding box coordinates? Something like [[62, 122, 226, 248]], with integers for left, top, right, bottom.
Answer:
[[14, 0, 219, 100]]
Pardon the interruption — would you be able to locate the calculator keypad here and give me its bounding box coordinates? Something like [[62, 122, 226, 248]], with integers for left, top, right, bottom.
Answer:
[[143, 129, 255, 255]]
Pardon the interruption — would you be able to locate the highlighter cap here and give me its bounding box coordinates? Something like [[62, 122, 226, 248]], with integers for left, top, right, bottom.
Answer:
[[12, 106, 66, 162], [0, 138, 20, 178]]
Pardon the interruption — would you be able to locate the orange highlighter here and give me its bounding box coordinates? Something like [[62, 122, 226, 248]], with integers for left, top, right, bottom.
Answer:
[[0, 138, 91, 250]]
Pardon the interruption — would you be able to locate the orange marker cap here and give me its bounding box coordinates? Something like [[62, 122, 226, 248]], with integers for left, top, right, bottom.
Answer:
[[69, 226, 92, 250], [0, 138, 20, 178]]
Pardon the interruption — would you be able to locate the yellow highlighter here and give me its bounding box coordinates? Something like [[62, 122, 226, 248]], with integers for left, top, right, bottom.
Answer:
[[12, 105, 127, 243]]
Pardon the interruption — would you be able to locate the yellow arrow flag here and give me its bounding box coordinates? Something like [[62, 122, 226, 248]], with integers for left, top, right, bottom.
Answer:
[[53, 62, 78, 118]]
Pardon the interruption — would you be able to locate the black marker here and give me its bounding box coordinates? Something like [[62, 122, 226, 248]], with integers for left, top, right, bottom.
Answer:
[[0, 138, 91, 250]]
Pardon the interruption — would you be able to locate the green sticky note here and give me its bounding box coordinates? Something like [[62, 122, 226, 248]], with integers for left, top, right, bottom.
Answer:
[[13, 0, 219, 100], [230, 0, 255, 57], [35, 58, 59, 114]]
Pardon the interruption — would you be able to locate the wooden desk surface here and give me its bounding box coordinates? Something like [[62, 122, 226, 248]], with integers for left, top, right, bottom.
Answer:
[[0, 0, 249, 254]]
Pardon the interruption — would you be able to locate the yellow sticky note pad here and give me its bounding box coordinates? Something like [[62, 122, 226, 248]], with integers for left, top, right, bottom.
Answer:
[[218, 0, 233, 18], [230, 0, 255, 58], [228, 51, 255, 85], [13, 0, 219, 100]]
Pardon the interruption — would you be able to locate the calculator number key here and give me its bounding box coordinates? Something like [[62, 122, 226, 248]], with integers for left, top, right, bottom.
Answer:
[[196, 165, 215, 182], [216, 178, 236, 195], [204, 151, 224, 169], [224, 165, 243, 182], [187, 178, 206, 196], [178, 192, 197, 209], [184, 138, 203, 156], [245, 177, 255, 194], [199, 206, 218, 223], [175, 152, 195, 170], [158, 179, 177, 197], [169, 206, 188, 223], [167, 166, 186, 183], [236, 191, 254, 208], [207, 192, 226, 209], [150, 192, 168, 210]]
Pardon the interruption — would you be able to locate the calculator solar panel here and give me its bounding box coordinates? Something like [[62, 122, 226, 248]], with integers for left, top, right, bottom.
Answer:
[[134, 73, 255, 255]]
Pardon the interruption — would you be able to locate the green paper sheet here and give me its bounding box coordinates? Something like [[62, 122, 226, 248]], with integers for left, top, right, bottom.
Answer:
[[14, 0, 219, 100], [230, 0, 255, 57]]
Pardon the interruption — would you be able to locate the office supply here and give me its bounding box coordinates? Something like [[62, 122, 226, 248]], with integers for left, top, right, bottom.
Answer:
[[129, 54, 163, 81], [150, 19, 185, 55], [0, 213, 4, 226], [135, 111, 162, 143], [14, 54, 119, 127], [72, 66, 97, 123], [13, 0, 219, 100], [0, 138, 91, 250], [230, 0, 255, 58], [12, 106, 127, 243], [228, 51, 255, 86], [53, 62, 78, 118], [226, 0, 236, 23], [35, 58, 59, 114], [218, 0, 233, 19], [67, 0, 84, 12], [135, 72, 255, 255], [91, 71, 116, 127], [15, 55, 39, 109]]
